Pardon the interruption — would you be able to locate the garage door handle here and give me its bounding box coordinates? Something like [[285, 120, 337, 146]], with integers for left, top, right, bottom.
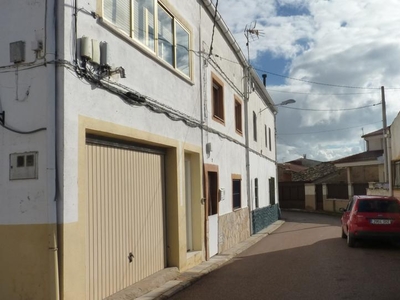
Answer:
[[128, 252, 134, 263]]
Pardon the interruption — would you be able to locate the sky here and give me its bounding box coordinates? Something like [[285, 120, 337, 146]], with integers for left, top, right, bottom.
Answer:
[[213, 0, 400, 163]]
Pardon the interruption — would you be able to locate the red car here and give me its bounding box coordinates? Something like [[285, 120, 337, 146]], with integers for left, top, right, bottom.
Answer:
[[340, 195, 400, 247]]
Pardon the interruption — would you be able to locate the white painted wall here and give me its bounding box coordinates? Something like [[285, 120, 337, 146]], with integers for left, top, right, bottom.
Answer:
[[366, 135, 383, 151], [199, 2, 277, 215], [58, 0, 204, 223], [0, 0, 57, 225], [248, 89, 277, 209], [199, 3, 248, 216], [391, 112, 400, 160], [0, 0, 278, 225]]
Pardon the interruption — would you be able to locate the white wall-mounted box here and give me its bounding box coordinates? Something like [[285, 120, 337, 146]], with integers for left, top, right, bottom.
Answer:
[[9, 152, 38, 180]]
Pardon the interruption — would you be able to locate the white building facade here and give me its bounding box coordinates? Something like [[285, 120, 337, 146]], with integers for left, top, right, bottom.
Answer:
[[0, 1, 279, 299]]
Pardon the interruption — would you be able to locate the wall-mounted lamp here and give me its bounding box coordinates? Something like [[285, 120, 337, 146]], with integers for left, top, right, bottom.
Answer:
[[259, 99, 296, 114]]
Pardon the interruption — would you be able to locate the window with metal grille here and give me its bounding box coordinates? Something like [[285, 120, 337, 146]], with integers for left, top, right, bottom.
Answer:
[[232, 177, 241, 210], [255, 178, 259, 208], [269, 177, 275, 205]]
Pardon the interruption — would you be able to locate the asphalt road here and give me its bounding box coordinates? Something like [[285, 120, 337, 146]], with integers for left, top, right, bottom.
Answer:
[[169, 211, 400, 300]]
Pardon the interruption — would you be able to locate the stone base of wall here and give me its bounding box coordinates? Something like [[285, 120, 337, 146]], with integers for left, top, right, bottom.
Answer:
[[218, 208, 250, 253], [252, 204, 279, 234]]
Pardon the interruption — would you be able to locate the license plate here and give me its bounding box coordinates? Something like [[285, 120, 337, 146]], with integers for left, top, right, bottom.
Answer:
[[370, 219, 391, 225]]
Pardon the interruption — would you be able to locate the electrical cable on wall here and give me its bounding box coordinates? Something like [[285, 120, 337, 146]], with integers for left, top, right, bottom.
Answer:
[[208, 0, 219, 57], [57, 59, 247, 148]]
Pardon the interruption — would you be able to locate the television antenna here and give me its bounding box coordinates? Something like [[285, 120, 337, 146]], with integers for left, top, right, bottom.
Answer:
[[244, 21, 264, 64]]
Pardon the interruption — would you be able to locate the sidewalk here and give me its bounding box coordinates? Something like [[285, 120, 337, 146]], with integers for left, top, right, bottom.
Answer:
[[132, 220, 285, 300]]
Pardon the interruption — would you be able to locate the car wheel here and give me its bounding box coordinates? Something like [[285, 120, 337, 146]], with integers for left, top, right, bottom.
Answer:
[[347, 233, 355, 248], [341, 228, 346, 239]]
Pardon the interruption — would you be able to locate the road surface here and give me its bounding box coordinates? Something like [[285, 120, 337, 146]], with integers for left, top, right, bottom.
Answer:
[[169, 211, 400, 300]]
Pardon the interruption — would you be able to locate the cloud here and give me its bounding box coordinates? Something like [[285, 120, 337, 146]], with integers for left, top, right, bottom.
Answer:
[[216, 0, 400, 162]]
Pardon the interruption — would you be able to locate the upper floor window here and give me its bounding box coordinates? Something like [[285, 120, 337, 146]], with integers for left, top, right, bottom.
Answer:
[[264, 125, 268, 148], [103, 0, 191, 77], [212, 74, 224, 123], [268, 127, 272, 151], [234, 97, 242, 134], [253, 112, 257, 141]]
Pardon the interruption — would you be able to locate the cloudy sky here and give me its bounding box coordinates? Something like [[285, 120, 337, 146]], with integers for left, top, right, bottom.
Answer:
[[214, 0, 400, 163]]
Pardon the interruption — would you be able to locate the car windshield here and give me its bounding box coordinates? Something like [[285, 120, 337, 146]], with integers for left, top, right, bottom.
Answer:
[[357, 199, 400, 213]]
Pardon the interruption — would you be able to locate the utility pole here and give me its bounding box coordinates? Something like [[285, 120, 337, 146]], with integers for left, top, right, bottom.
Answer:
[[243, 22, 263, 235], [381, 86, 388, 183]]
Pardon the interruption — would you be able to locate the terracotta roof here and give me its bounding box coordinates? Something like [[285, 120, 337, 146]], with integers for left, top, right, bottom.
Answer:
[[286, 157, 322, 167], [292, 162, 338, 182], [278, 163, 308, 173], [332, 150, 383, 164]]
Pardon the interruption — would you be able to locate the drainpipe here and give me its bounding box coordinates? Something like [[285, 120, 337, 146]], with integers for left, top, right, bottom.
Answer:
[[48, 0, 61, 299], [198, 2, 207, 259], [274, 111, 279, 217]]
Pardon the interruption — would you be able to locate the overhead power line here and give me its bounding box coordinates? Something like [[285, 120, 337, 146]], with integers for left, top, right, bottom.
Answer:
[[211, 52, 400, 90], [279, 102, 381, 112], [267, 88, 381, 96], [278, 121, 382, 136]]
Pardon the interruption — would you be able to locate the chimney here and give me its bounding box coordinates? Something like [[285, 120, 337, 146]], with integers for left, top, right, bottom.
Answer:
[[262, 74, 267, 86]]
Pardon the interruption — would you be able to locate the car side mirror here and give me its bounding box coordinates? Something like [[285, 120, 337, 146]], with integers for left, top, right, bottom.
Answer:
[[339, 207, 346, 213]]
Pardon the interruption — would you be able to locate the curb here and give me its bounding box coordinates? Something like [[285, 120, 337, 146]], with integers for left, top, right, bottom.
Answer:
[[281, 208, 342, 217]]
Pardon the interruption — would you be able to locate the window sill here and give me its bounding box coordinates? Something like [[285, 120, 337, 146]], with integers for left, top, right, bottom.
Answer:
[[212, 115, 225, 125]]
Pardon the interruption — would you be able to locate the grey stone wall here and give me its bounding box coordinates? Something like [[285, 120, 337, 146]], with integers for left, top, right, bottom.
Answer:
[[252, 204, 279, 234]]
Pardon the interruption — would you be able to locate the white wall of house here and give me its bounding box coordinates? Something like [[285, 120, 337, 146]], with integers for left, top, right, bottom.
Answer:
[[248, 77, 277, 209], [390, 112, 400, 198], [0, 1, 58, 299], [200, 3, 247, 216], [0, 0, 56, 225], [0, 0, 280, 298], [60, 0, 203, 223], [366, 135, 384, 151], [391, 112, 400, 160]]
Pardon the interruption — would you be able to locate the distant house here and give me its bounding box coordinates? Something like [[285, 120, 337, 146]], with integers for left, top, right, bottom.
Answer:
[[279, 127, 391, 212], [390, 112, 400, 198], [278, 156, 321, 182]]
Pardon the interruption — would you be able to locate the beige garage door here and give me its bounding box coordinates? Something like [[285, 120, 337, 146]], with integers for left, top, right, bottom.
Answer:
[[86, 138, 166, 300]]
